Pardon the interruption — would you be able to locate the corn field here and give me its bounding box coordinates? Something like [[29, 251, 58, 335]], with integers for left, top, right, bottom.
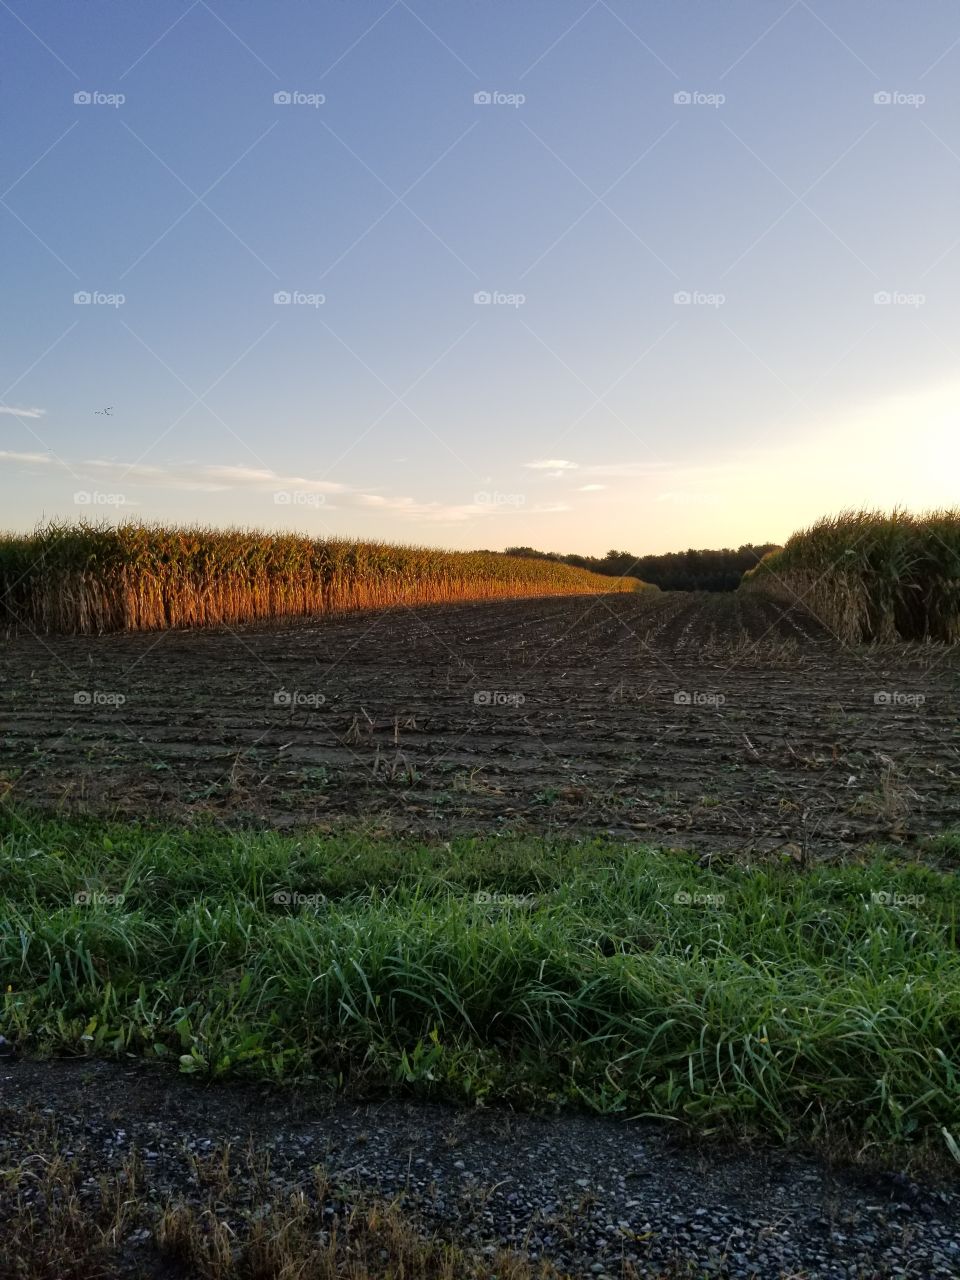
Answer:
[[0, 521, 647, 635], [742, 508, 960, 643]]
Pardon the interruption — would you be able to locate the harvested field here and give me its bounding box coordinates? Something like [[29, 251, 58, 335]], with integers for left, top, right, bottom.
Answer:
[[2, 590, 958, 854]]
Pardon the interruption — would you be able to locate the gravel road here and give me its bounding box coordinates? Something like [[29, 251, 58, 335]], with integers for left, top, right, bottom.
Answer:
[[2, 1057, 958, 1278]]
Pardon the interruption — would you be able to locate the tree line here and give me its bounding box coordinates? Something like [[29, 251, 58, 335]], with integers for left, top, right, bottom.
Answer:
[[504, 543, 781, 592]]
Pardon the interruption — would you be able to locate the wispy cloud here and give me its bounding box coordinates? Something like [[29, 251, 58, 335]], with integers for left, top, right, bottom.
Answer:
[[0, 406, 46, 419], [8, 453, 352, 496], [525, 459, 675, 480], [0, 449, 55, 464], [582, 461, 671, 478], [358, 494, 492, 522], [0, 450, 556, 526], [357, 494, 568, 523]]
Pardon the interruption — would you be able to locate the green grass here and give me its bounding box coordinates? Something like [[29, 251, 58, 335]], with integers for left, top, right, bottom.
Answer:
[[742, 507, 960, 642], [2, 809, 959, 1158]]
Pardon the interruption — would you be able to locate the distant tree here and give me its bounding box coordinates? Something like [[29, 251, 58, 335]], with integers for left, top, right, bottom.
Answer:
[[505, 541, 782, 591], [504, 545, 561, 561]]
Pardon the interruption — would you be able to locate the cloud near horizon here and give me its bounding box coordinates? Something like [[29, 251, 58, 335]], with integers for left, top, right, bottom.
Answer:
[[0, 451, 570, 526]]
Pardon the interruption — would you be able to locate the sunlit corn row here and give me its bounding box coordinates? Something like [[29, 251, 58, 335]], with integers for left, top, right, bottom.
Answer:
[[742, 507, 960, 643], [0, 520, 647, 635]]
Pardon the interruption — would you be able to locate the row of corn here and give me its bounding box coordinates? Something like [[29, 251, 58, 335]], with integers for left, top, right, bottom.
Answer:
[[742, 508, 960, 642], [0, 521, 647, 634]]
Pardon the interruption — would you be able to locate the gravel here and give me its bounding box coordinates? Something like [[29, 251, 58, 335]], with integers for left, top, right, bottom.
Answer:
[[1, 1057, 958, 1278]]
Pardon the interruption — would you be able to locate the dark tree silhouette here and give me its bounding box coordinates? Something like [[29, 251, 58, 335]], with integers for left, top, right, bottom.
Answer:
[[505, 543, 781, 591]]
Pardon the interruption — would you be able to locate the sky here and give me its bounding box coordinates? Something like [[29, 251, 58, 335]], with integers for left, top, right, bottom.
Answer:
[[1, 0, 959, 556]]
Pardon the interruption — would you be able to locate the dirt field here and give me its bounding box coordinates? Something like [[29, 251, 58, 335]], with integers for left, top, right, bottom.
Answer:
[[2, 591, 958, 853]]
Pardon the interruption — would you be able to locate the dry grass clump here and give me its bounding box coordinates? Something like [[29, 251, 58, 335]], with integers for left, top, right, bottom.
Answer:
[[1, 1128, 568, 1280], [0, 521, 645, 635], [741, 508, 960, 643]]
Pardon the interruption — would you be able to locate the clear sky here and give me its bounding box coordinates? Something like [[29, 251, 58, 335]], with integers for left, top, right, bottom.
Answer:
[[2, 0, 958, 554]]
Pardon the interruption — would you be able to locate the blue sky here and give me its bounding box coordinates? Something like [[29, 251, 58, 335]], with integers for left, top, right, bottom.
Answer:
[[2, 0, 959, 553]]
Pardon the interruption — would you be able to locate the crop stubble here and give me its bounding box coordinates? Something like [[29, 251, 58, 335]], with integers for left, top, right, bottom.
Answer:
[[2, 591, 958, 853]]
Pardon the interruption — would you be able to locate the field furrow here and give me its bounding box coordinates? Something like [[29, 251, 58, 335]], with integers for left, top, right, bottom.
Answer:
[[2, 591, 957, 853]]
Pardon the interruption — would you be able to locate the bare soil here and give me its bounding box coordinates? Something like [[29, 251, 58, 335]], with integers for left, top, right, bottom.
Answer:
[[2, 591, 958, 853]]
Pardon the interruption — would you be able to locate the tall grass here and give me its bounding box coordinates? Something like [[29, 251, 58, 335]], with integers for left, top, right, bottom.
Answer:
[[2, 811, 959, 1152], [742, 508, 960, 642], [0, 521, 646, 635]]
